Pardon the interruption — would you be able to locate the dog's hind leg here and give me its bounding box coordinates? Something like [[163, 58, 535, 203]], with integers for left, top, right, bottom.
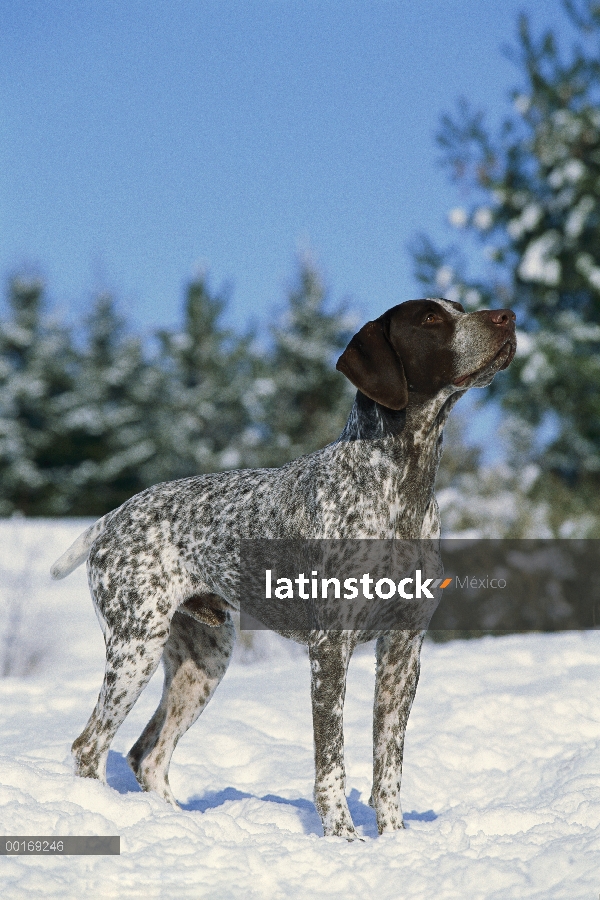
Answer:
[[72, 618, 171, 783], [127, 610, 235, 805]]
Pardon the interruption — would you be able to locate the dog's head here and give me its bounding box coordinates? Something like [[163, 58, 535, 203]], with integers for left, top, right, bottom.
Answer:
[[336, 298, 516, 410]]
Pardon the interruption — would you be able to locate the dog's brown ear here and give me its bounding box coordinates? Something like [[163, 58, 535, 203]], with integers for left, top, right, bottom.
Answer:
[[336, 318, 408, 410]]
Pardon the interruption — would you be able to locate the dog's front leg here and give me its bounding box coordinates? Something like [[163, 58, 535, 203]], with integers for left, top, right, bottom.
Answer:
[[370, 629, 425, 834], [309, 632, 357, 839]]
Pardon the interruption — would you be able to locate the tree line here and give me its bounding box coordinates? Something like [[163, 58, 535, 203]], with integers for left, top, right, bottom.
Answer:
[[0, 262, 355, 516]]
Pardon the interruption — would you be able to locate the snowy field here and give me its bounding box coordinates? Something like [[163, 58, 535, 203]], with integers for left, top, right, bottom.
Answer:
[[0, 520, 599, 899]]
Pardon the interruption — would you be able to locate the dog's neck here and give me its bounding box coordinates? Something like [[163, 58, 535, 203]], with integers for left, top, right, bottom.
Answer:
[[333, 389, 464, 536], [338, 389, 463, 445]]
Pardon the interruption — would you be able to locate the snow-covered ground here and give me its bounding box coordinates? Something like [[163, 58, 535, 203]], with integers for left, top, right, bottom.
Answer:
[[1, 520, 599, 899]]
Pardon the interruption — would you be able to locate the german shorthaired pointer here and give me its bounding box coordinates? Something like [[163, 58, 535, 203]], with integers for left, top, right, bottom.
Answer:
[[51, 298, 516, 839]]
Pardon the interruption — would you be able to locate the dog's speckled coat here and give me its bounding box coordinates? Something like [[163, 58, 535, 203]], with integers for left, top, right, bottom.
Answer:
[[51, 298, 516, 839]]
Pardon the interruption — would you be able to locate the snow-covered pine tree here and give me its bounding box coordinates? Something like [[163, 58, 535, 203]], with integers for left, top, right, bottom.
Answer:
[[0, 276, 75, 515], [411, 0, 600, 534], [54, 293, 162, 515], [154, 275, 254, 479], [255, 257, 356, 468]]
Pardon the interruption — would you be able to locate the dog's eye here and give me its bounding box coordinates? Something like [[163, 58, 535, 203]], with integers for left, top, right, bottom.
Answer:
[[423, 313, 440, 324]]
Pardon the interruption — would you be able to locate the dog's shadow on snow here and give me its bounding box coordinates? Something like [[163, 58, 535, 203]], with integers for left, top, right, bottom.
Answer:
[[107, 751, 143, 794], [107, 753, 436, 838], [183, 786, 326, 836]]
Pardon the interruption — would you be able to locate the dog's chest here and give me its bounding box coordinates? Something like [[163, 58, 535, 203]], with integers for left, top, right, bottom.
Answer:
[[316, 439, 440, 539]]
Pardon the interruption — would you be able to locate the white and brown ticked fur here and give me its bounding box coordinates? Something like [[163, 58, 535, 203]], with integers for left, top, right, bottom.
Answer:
[[51, 297, 516, 839]]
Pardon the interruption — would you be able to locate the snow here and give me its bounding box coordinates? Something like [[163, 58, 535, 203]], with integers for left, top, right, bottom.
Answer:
[[513, 94, 531, 115], [1, 519, 600, 898], [473, 207, 493, 231], [565, 195, 595, 240], [435, 265, 454, 290], [464, 288, 482, 308], [448, 207, 468, 229], [518, 232, 562, 286], [519, 350, 553, 386], [507, 203, 542, 240], [576, 252, 600, 291]]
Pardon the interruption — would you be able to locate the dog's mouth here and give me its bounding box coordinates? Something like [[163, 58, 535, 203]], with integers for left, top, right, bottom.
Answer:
[[453, 339, 516, 387]]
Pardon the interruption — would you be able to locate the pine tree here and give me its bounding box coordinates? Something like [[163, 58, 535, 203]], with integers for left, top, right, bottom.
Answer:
[[256, 257, 356, 467], [0, 276, 75, 515], [0, 263, 366, 517], [411, 0, 600, 511], [154, 275, 254, 479], [56, 293, 162, 515]]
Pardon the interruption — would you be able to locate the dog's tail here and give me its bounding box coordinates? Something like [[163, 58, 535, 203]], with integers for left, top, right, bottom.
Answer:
[[50, 515, 110, 580]]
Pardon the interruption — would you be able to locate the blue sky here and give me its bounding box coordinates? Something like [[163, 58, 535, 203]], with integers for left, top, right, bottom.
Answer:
[[2, 0, 566, 335]]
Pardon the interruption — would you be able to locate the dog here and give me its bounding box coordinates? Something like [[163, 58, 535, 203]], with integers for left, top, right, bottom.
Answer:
[[51, 297, 516, 839]]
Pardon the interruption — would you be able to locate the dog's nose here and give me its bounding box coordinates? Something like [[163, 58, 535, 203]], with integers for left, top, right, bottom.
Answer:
[[489, 309, 516, 326]]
